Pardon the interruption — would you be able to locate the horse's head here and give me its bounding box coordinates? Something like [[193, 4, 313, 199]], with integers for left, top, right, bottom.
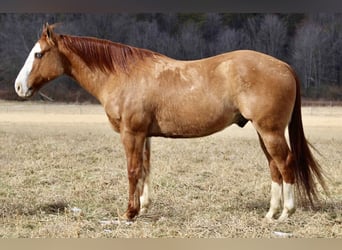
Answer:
[[15, 23, 66, 98]]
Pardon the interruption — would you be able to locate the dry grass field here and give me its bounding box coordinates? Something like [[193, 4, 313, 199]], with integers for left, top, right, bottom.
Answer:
[[0, 101, 341, 238]]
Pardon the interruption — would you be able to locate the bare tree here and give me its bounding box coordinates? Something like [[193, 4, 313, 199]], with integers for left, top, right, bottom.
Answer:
[[257, 14, 287, 59], [201, 13, 222, 42], [177, 22, 205, 59], [292, 21, 324, 90], [214, 28, 248, 54], [243, 15, 262, 50], [243, 15, 287, 58]]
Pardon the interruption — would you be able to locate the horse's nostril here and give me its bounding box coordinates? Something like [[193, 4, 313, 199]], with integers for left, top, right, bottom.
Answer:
[[17, 85, 21, 92]]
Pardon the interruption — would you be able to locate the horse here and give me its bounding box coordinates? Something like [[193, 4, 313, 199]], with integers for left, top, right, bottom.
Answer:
[[15, 23, 327, 222]]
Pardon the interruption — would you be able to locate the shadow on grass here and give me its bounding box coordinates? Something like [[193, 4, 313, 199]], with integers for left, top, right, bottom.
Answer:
[[0, 200, 69, 217], [300, 199, 342, 218], [38, 200, 69, 214], [245, 198, 342, 219]]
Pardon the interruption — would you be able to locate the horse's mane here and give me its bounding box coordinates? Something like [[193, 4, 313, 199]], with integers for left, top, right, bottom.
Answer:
[[59, 35, 159, 73]]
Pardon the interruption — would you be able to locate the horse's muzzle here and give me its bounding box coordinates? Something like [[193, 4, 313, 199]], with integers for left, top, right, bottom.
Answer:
[[15, 81, 34, 98]]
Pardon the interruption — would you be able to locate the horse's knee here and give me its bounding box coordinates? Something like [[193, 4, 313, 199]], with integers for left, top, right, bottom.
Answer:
[[128, 166, 143, 182]]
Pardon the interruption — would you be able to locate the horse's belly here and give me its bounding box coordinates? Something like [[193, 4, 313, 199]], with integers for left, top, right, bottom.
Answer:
[[150, 109, 236, 138]]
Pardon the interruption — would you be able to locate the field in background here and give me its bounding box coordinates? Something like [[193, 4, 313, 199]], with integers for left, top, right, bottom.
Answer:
[[0, 101, 341, 238]]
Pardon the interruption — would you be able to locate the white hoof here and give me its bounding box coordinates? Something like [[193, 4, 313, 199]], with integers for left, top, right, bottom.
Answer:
[[277, 207, 296, 222], [139, 197, 151, 215], [263, 216, 276, 224], [140, 207, 148, 214]]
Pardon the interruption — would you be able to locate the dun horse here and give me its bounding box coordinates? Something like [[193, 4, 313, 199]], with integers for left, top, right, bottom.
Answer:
[[15, 24, 327, 222]]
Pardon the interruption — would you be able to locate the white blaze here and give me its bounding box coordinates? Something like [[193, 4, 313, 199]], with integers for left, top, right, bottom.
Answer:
[[15, 43, 41, 96]]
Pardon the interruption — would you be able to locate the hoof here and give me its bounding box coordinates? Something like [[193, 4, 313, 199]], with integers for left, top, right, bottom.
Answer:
[[140, 207, 148, 215], [277, 213, 290, 222], [277, 207, 296, 222], [264, 210, 279, 223], [263, 216, 276, 224], [122, 209, 139, 221], [140, 200, 151, 215], [264, 213, 291, 223]]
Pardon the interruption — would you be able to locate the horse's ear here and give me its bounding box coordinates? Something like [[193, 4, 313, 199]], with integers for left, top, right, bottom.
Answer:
[[43, 22, 55, 46], [46, 25, 52, 39]]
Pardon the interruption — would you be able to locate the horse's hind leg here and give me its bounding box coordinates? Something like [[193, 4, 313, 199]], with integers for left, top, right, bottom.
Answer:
[[140, 137, 151, 213], [256, 129, 296, 221], [258, 134, 283, 221]]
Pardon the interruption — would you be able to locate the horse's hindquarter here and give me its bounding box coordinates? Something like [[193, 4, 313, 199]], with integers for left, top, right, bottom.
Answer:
[[228, 50, 297, 129]]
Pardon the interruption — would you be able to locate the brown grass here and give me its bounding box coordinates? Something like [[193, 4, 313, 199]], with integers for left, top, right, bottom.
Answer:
[[0, 101, 341, 238]]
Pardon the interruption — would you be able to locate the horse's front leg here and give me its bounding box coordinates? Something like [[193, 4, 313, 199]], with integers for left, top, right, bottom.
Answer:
[[140, 137, 151, 214], [121, 131, 146, 220]]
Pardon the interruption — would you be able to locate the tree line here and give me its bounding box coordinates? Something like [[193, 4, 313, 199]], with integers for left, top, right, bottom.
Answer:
[[1, 13, 341, 102]]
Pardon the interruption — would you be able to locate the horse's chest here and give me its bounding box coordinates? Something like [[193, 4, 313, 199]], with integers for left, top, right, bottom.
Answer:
[[105, 103, 122, 133], [107, 114, 121, 132]]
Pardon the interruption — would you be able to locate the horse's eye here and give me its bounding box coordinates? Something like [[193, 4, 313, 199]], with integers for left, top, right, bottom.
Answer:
[[35, 52, 43, 59]]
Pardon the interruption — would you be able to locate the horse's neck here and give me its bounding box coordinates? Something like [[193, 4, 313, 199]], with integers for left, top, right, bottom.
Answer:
[[60, 44, 111, 104]]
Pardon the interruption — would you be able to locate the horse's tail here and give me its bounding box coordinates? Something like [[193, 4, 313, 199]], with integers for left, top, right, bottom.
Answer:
[[288, 69, 328, 206]]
